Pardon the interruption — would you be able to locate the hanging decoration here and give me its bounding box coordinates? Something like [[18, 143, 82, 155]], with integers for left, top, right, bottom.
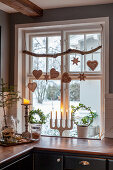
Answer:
[[71, 57, 80, 65], [78, 73, 86, 81], [50, 68, 59, 79], [87, 47, 98, 71], [32, 70, 42, 80], [23, 45, 102, 58], [62, 72, 71, 83], [26, 45, 101, 88], [87, 60, 98, 71], [28, 82, 37, 92]]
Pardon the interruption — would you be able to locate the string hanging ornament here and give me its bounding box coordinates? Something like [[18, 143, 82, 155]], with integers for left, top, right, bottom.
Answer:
[[23, 35, 102, 86], [71, 48, 80, 65], [87, 47, 98, 71]]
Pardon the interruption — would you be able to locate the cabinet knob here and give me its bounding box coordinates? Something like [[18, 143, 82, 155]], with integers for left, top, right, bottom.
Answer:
[[57, 158, 61, 162], [79, 161, 90, 166]]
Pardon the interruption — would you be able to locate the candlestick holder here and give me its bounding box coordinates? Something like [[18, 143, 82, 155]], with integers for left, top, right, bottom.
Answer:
[[21, 104, 31, 139], [50, 113, 73, 136]]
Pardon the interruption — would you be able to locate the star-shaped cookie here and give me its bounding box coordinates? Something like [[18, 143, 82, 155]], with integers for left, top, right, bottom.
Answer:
[[71, 57, 80, 65]]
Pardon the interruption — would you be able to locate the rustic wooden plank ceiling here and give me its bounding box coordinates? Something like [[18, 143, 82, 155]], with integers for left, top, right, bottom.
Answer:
[[0, 0, 43, 16]]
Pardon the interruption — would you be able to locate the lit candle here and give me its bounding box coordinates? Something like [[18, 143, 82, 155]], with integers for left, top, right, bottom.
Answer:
[[61, 111, 63, 120], [23, 98, 30, 105], [66, 110, 68, 120], [56, 111, 57, 120]]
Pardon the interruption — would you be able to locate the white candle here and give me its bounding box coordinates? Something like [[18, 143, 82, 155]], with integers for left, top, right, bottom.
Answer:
[[66, 111, 68, 120], [56, 111, 57, 120], [61, 111, 63, 120]]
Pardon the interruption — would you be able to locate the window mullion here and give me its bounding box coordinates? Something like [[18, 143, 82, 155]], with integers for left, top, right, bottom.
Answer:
[[61, 30, 65, 115], [46, 37, 48, 73], [84, 34, 86, 72]]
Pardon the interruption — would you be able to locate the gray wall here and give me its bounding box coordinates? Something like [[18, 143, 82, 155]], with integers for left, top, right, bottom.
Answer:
[[0, 10, 10, 83], [9, 3, 113, 92]]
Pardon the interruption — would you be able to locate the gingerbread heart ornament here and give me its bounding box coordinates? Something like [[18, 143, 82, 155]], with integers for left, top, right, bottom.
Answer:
[[62, 72, 71, 83], [50, 68, 59, 79], [33, 70, 42, 80], [87, 60, 98, 71], [28, 82, 37, 92]]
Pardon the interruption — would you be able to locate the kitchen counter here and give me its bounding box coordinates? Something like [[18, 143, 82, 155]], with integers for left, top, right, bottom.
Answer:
[[1, 136, 113, 165]]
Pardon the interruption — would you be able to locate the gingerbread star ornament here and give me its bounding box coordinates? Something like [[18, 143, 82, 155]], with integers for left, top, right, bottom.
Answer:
[[71, 57, 80, 65]]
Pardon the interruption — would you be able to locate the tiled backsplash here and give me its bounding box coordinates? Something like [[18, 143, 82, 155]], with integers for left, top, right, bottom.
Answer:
[[105, 94, 113, 138]]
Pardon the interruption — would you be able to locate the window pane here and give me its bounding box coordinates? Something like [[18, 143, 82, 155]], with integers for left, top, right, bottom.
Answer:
[[48, 36, 61, 72], [33, 80, 61, 136], [69, 34, 84, 72], [86, 33, 101, 50], [32, 37, 46, 72], [85, 33, 101, 72], [69, 80, 100, 138]]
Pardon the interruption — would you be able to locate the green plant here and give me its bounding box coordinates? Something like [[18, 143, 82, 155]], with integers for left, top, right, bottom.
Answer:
[[0, 79, 21, 127], [71, 103, 97, 126], [29, 109, 47, 124]]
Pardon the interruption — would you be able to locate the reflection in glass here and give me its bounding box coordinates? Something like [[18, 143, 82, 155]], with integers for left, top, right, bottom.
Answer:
[[69, 80, 100, 138], [33, 80, 61, 136]]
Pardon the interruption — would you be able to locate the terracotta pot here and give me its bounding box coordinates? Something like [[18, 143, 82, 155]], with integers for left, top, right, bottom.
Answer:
[[77, 125, 88, 138]]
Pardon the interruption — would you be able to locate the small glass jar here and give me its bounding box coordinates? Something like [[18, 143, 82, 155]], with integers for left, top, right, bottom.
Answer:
[[1, 116, 16, 143], [31, 124, 42, 140]]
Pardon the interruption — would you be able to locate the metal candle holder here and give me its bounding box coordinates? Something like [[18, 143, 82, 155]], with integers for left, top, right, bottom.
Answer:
[[21, 104, 31, 139], [50, 112, 73, 136]]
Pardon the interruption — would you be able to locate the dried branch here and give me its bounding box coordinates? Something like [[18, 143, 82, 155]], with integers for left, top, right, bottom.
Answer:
[[23, 45, 102, 58]]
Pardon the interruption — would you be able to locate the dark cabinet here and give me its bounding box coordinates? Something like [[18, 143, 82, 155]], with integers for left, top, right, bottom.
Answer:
[[0, 152, 33, 170], [34, 152, 63, 170], [64, 156, 106, 170], [0, 150, 110, 170], [108, 159, 113, 170]]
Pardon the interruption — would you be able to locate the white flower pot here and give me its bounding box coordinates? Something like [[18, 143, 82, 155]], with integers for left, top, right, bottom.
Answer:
[[77, 125, 88, 138]]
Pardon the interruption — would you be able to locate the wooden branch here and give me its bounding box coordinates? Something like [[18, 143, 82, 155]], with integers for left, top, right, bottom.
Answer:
[[0, 0, 43, 17], [23, 45, 102, 58]]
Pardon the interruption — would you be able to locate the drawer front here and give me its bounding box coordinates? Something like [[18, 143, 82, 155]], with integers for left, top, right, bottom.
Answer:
[[64, 156, 106, 170], [108, 159, 113, 170], [34, 152, 63, 170]]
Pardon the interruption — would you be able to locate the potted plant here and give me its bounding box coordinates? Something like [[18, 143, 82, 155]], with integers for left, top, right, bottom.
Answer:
[[0, 79, 21, 143], [29, 109, 47, 140], [71, 103, 97, 138]]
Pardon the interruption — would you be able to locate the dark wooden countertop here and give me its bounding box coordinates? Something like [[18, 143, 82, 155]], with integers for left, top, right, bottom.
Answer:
[[1, 136, 113, 164]]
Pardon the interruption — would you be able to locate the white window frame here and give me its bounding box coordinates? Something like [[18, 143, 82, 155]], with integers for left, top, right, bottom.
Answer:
[[14, 17, 109, 137]]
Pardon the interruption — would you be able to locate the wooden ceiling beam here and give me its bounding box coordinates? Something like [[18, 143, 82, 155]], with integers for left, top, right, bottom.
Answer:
[[0, 0, 43, 17]]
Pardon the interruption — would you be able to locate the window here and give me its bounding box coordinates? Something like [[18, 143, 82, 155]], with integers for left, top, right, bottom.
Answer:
[[25, 26, 103, 139], [11, 16, 110, 139]]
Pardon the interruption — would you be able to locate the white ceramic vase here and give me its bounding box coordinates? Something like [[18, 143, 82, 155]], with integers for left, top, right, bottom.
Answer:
[[77, 125, 88, 138]]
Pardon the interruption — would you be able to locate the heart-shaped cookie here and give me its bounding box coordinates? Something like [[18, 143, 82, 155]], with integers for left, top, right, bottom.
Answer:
[[87, 60, 98, 71], [62, 72, 71, 83], [50, 68, 59, 79], [32, 70, 42, 80], [28, 82, 37, 92]]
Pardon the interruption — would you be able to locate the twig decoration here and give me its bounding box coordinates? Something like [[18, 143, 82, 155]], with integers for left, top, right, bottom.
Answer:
[[23, 45, 102, 58]]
